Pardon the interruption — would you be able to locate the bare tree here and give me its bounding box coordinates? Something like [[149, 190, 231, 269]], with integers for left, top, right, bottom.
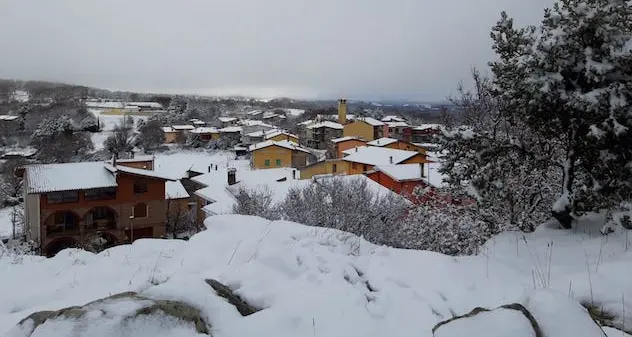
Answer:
[[104, 121, 135, 157], [0, 158, 26, 206], [136, 118, 165, 152], [166, 200, 196, 238]]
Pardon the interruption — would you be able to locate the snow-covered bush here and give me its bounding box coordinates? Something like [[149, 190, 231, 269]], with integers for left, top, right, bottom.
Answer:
[[31, 115, 93, 163], [79, 115, 99, 132]]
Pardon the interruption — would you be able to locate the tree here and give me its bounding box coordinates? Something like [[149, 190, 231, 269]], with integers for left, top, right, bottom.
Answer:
[[16, 104, 31, 132], [232, 186, 280, 220], [80, 115, 99, 132], [166, 200, 196, 238], [440, 69, 561, 232], [31, 115, 94, 163], [493, 2, 632, 227], [136, 118, 165, 152], [104, 121, 135, 158], [0, 158, 27, 206]]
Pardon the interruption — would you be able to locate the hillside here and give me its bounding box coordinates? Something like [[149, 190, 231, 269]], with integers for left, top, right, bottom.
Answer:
[[1, 214, 630, 337]]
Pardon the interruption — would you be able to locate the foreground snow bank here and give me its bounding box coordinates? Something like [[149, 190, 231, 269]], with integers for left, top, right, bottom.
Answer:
[[1, 214, 631, 336]]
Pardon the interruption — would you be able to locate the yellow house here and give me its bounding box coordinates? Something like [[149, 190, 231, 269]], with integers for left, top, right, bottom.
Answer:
[[342, 146, 429, 175], [343, 117, 386, 141], [299, 159, 349, 179], [265, 131, 299, 143], [249, 140, 311, 169], [162, 127, 179, 143], [366, 137, 427, 153]]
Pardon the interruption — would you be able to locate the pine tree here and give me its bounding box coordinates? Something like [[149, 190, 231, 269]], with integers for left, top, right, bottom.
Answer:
[[479, 0, 632, 228]]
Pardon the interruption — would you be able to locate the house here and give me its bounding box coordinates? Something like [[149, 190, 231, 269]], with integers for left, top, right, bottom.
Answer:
[[162, 125, 196, 143], [366, 164, 434, 202], [381, 115, 407, 123], [125, 102, 164, 111], [366, 137, 427, 153], [301, 121, 344, 149], [239, 120, 276, 140], [17, 157, 182, 257], [411, 124, 443, 144], [330, 136, 367, 159], [191, 127, 220, 141], [343, 117, 386, 141], [265, 130, 299, 143], [341, 146, 429, 175], [218, 117, 238, 127], [246, 110, 264, 120], [245, 129, 279, 144], [249, 140, 311, 169], [384, 121, 412, 142], [299, 159, 349, 179], [218, 126, 243, 143], [162, 127, 179, 143]]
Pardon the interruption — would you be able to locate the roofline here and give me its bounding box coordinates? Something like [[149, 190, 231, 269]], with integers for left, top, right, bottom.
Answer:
[[300, 159, 344, 170]]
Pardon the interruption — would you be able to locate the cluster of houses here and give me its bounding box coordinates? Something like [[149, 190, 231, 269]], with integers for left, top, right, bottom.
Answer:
[[15, 98, 447, 257]]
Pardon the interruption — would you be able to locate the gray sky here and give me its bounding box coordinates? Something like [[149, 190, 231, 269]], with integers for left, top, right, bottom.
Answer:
[[0, 0, 554, 101]]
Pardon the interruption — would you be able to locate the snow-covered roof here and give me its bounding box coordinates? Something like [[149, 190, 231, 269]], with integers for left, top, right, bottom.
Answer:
[[24, 162, 118, 194], [285, 108, 305, 116], [342, 146, 418, 166], [161, 127, 176, 133], [0, 115, 19, 121], [248, 140, 310, 153], [116, 156, 154, 163], [367, 137, 398, 147], [192, 120, 206, 125], [262, 112, 280, 119], [381, 115, 407, 122], [355, 117, 385, 127], [246, 129, 278, 138], [239, 119, 274, 128], [306, 121, 343, 130], [191, 127, 219, 134], [105, 163, 179, 181], [374, 164, 424, 182], [385, 121, 409, 127], [165, 180, 190, 200], [297, 119, 314, 126], [331, 136, 363, 143], [218, 117, 238, 123], [414, 124, 443, 131], [85, 101, 125, 109], [265, 130, 298, 140], [171, 125, 195, 130], [219, 126, 243, 133], [246, 110, 263, 116], [125, 102, 163, 108]]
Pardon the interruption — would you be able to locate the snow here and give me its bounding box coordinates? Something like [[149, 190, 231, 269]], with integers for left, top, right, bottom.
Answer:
[[342, 146, 418, 166], [284, 108, 305, 116], [381, 115, 407, 123], [306, 121, 344, 130], [190, 127, 219, 134], [367, 137, 399, 147], [171, 125, 195, 131], [24, 162, 118, 194], [152, 151, 241, 179], [2, 214, 631, 336], [0, 207, 16, 239], [248, 140, 309, 153], [264, 131, 298, 140], [374, 164, 424, 182], [414, 124, 443, 131], [161, 126, 175, 133], [165, 181, 190, 200], [0, 115, 19, 121], [433, 308, 535, 337], [239, 120, 273, 128], [88, 109, 149, 151], [219, 126, 243, 133], [85, 101, 124, 109], [218, 117, 238, 123], [385, 121, 409, 127], [425, 162, 448, 188], [355, 117, 385, 126], [331, 136, 362, 143], [126, 102, 163, 109], [105, 164, 179, 181]]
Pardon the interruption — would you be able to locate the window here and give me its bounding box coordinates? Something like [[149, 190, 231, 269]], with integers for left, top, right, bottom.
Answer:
[[47, 191, 79, 204], [84, 187, 116, 201], [264, 159, 270, 167], [133, 181, 148, 194], [275, 159, 281, 166], [133, 203, 148, 218], [332, 164, 337, 172]]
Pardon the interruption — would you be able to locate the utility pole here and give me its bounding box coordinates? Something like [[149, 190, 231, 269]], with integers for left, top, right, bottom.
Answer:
[[129, 214, 134, 243]]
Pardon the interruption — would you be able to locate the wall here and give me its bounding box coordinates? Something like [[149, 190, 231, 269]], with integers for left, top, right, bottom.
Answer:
[[291, 152, 308, 168], [400, 153, 430, 165], [334, 139, 367, 158], [251, 145, 293, 169], [346, 161, 374, 175], [343, 121, 375, 140], [164, 132, 178, 143], [366, 171, 427, 200], [299, 160, 348, 179], [117, 160, 154, 170], [380, 141, 426, 153]]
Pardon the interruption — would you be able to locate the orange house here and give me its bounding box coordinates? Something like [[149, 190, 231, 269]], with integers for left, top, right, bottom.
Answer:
[[18, 158, 183, 257], [330, 136, 367, 158], [342, 146, 429, 175], [365, 164, 433, 202]]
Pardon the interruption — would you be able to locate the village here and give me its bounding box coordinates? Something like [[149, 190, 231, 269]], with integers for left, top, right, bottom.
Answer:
[[4, 95, 448, 257]]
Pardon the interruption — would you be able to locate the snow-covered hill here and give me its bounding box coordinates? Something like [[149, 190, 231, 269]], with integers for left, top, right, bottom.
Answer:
[[1, 215, 630, 337]]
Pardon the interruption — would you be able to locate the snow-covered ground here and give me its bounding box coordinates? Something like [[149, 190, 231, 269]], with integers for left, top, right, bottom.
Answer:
[[88, 109, 148, 151], [1, 214, 630, 336], [0, 207, 17, 239]]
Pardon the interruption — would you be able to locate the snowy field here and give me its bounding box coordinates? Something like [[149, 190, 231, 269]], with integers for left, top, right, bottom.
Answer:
[[1, 214, 630, 336], [88, 109, 149, 151]]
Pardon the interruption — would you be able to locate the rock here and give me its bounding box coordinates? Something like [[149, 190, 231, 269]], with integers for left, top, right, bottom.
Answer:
[[432, 304, 543, 337], [8, 292, 211, 337], [204, 278, 261, 316]]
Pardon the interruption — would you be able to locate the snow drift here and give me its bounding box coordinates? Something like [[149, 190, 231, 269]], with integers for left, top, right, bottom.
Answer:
[[1, 214, 631, 336]]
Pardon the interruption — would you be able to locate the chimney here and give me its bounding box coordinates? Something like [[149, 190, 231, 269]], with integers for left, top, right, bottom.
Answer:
[[208, 165, 211, 173], [420, 163, 425, 177], [292, 170, 296, 179], [227, 168, 237, 185], [215, 165, 218, 171], [338, 98, 347, 125], [389, 156, 393, 164], [355, 147, 358, 152]]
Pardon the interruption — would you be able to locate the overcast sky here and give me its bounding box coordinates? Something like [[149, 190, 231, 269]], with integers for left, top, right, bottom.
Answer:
[[0, 0, 554, 101]]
